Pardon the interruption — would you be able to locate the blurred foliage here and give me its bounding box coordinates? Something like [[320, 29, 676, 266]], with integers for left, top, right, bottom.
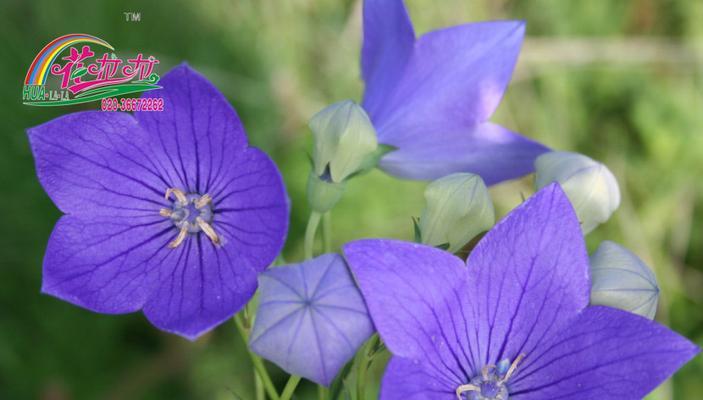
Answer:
[[0, 0, 701, 398]]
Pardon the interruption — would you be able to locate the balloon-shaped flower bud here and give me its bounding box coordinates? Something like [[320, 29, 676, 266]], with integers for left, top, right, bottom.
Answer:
[[590, 241, 660, 320], [418, 173, 495, 253], [307, 100, 378, 213], [310, 100, 378, 183], [535, 151, 620, 234]]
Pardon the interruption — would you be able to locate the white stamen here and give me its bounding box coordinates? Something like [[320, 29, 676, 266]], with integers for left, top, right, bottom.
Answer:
[[455, 354, 526, 400], [168, 226, 188, 249], [481, 365, 491, 380], [499, 353, 525, 383], [165, 188, 188, 205], [197, 216, 221, 246], [456, 383, 481, 400], [194, 194, 212, 209]]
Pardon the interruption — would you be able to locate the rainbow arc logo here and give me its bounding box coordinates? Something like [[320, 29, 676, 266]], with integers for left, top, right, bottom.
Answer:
[[23, 33, 161, 107]]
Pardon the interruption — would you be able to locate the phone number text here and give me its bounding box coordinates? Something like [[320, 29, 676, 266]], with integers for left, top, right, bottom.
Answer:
[[101, 97, 164, 112]]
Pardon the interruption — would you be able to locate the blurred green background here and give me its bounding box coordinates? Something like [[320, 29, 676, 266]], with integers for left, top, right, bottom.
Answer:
[[1, 0, 701, 398]]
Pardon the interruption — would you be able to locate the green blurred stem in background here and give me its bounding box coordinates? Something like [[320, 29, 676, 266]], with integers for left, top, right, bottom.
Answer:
[[280, 375, 302, 400], [234, 312, 281, 400], [255, 372, 265, 400]]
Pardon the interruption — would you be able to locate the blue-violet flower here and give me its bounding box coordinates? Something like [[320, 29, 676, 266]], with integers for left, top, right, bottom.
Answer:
[[361, 0, 548, 183], [344, 184, 698, 399], [28, 64, 289, 340]]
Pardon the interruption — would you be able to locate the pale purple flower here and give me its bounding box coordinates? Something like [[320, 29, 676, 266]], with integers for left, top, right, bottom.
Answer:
[[250, 254, 373, 386], [28, 64, 289, 340], [362, 0, 549, 184], [344, 184, 698, 399]]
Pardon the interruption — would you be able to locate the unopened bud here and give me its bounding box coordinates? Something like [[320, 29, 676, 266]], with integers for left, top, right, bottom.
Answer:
[[590, 241, 659, 320], [419, 173, 495, 253], [310, 100, 378, 183], [535, 151, 620, 234]]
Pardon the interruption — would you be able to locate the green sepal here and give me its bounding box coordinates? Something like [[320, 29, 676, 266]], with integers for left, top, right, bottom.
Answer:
[[345, 144, 397, 181], [307, 171, 346, 213], [412, 217, 422, 243], [435, 243, 451, 251], [328, 359, 354, 400]]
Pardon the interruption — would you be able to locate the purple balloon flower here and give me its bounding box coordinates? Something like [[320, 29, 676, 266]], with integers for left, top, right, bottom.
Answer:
[[250, 254, 373, 386], [361, 0, 549, 184], [344, 184, 698, 399], [27, 64, 289, 340]]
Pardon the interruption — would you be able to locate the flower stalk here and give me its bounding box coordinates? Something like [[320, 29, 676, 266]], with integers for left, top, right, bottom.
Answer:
[[323, 212, 332, 253], [304, 211, 322, 259], [279, 376, 302, 400], [234, 312, 280, 400]]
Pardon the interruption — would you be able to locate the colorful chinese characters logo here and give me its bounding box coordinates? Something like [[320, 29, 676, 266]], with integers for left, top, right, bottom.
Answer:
[[23, 33, 160, 107]]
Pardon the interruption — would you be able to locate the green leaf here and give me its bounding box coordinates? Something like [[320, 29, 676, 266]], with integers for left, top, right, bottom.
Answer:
[[70, 67, 87, 80]]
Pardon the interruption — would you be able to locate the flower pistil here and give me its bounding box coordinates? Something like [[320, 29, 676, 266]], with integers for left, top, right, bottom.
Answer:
[[160, 187, 220, 248], [455, 354, 525, 400]]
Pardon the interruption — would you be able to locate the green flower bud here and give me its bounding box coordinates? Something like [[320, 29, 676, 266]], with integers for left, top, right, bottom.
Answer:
[[535, 151, 620, 234], [590, 241, 659, 320], [419, 173, 495, 253], [310, 100, 378, 183]]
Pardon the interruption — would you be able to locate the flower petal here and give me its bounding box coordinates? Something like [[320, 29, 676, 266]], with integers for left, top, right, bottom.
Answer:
[[249, 254, 373, 386], [371, 21, 525, 141], [135, 63, 248, 193], [27, 111, 169, 216], [509, 306, 700, 399], [142, 233, 260, 340], [41, 214, 172, 313], [463, 183, 590, 367], [361, 0, 415, 119], [209, 147, 289, 270], [343, 239, 471, 384], [379, 123, 548, 183], [380, 357, 455, 400]]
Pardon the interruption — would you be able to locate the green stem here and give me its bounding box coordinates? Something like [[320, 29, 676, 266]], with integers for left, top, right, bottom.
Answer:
[[255, 371, 265, 400], [322, 212, 332, 253], [318, 385, 328, 400], [235, 313, 280, 400], [279, 375, 302, 400], [304, 211, 322, 259]]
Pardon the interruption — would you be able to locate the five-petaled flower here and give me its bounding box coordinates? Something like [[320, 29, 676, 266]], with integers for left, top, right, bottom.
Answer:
[[361, 0, 548, 184], [344, 184, 698, 399], [28, 64, 289, 340]]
